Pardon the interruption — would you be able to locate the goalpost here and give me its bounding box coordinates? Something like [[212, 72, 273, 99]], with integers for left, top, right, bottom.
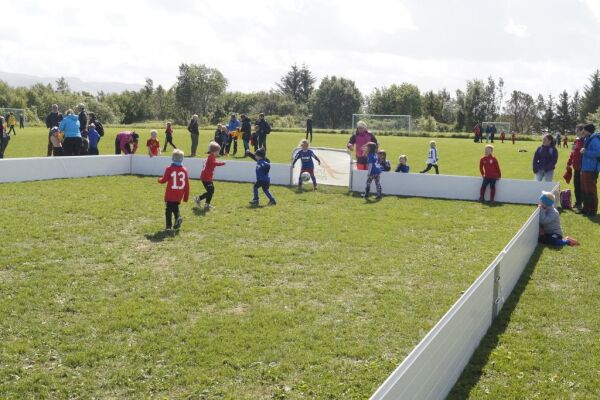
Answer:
[[0, 108, 26, 122], [482, 121, 511, 134], [352, 114, 412, 135]]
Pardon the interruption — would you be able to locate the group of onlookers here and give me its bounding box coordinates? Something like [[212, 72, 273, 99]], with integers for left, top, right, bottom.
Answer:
[[0, 111, 25, 158], [45, 103, 104, 157], [212, 113, 272, 157]]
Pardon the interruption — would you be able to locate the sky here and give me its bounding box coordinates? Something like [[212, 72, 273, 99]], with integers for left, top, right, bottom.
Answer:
[[1, 0, 600, 98]]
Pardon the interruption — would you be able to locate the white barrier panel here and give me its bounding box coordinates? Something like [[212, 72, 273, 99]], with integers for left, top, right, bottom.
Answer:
[[131, 156, 292, 186], [291, 148, 352, 187], [352, 170, 557, 204], [370, 208, 540, 399], [0, 155, 131, 183]]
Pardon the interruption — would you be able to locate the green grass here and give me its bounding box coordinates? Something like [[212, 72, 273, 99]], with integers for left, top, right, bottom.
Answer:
[[0, 176, 534, 399], [2, 127, 564, 181]]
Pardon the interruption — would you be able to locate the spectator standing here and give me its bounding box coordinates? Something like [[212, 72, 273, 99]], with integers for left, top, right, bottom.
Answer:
[[19, 113, 24, 129], [240, 114, 252, 156], [226, 113, 241, 156], [567, 124, 585, 209], [532, 134, 558, 182], [7, 112, 17, 135], [490, 124, 497, 143], [255, 113, 271, 153], [0, 116, 8, 158], [88, 112, 104, 140], [347, 120, 377, 170], [306, 114, 313, 143], [187, 114, 200, 157], [58, 109, 82, 156], [78, 104, 87, 133], [579, 123, 600, 217], [45, 104, 63, 156]]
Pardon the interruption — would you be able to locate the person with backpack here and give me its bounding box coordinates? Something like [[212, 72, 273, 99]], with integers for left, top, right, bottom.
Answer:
[[255, 113, 271, 153], [579, 123, 600, 217], [88, 112, 104, 139]]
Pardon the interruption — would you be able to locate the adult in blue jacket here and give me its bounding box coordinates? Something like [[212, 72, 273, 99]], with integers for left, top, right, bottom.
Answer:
[[58, 109, 82, 156], [226, 113, 240, 156], [579, 123, 600, 216]]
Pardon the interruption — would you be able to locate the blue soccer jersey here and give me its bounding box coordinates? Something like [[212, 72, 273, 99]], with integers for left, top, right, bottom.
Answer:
[[293, 149, 320, 169]]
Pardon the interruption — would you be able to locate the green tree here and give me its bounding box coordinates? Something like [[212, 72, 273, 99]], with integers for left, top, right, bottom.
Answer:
[[312, 76, 362, 128], [555, 90, 572, 133], [505, 90, 537, 133], [542, 94, 556, 132], [276, 64, 316, 103], [175, 64, 228, 118], [570, 90, 581, 125], [367, 83, 422, 117], [55, 77, 70, 93], [581, 69, 600, 118]]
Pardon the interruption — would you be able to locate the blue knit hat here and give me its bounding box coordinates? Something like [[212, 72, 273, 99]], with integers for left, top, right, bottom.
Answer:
[[540, 191, 555, 207]]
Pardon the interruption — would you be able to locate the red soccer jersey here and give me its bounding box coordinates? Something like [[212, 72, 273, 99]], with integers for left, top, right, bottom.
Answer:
[[158, 164, 190, 203], [147, 138, 160, 156], [479, 154, 501, 179], [200, 153, 225, 182]]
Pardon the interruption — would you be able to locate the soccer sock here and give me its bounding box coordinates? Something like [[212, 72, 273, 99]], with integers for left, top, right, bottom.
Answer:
[[311, 175, 317, 186], [490, 188, 496, 201], [480, 187, 485, 199]]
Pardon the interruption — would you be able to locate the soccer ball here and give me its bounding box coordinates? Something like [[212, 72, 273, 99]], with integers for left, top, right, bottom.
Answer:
[[300, 172, 311, 182]]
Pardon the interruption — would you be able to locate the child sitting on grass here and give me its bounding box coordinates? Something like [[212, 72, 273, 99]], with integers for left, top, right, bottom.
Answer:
[[158, 149, 190, 230], [420, 140, 439, 174], [378, 149, 391, 172], [362, 142, 382, 199], [395, 155, 410, 173], [147, 130, 161, 157], [479, 145, 501, 204], [538, 191, 579, 247], [292, 139, 321, 191], [195, 141, 225, 210], [246, 147, 276, 206]]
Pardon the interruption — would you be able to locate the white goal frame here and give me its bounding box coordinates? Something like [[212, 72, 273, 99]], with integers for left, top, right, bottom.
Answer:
[[482, 121, 511, 134], [352, 114, 412, 134]]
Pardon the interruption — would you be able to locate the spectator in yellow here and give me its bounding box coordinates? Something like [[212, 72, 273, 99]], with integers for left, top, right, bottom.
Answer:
[[7, 112, 17, 135]]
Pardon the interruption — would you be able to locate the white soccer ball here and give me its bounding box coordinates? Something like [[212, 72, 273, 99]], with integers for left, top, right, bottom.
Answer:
[[300, 172, 311, 182]]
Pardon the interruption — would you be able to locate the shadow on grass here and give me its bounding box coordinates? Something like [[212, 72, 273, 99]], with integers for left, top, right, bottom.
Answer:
[[447, 246, 543, 399], [144, 229, 179, 242], [192, 207, 209, 216]]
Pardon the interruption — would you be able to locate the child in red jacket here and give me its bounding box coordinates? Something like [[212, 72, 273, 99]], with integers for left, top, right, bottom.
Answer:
[[479, 145, 501, 204], [158, 149, 190, 230], [195, 141, 226, 210]]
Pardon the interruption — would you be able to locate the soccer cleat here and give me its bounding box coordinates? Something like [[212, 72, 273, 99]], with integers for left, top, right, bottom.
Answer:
[[313, 186, 317, 191], [174, 217, 183, 230], [249, 199, 259, 206], [565, 236, 580, 246], [268, 200, 277, 206], [204, 204, 213, 211], [375, 195, 382, 200], [194, 196, 201, 207]]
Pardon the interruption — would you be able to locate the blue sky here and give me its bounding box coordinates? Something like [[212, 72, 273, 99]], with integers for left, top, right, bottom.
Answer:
[[2, 0, 599, 98]]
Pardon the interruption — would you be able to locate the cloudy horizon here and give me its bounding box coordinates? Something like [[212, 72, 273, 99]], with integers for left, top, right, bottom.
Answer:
[[2, 0, 599, 99]]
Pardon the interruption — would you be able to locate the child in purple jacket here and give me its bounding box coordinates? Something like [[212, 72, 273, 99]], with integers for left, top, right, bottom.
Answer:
[[532, 134, 558, 182]]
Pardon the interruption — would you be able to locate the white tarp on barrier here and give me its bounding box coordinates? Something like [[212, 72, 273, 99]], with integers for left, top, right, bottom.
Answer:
[[131, 156, 292, 186], [370, 208, 540, 400], [0, 155, 131, 183], [291, 147, 352, 187], [352, 170, 557, 205]]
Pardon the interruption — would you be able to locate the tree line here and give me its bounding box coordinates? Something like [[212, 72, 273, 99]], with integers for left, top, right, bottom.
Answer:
[[2, 64, 600, 132]]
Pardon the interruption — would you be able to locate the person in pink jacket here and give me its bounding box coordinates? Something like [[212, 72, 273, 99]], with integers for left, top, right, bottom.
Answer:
[[347, 120, 377, 170], [115, 131, 139, 154]]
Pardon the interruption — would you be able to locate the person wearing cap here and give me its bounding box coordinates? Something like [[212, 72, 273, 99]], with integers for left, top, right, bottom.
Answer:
[[158, 149, 189, 230], [45, 104, 63, 156], [347, 120, 377, 170], [187, 114, 200, 157], [538, 191, 579, 246], [579, 123, 600, 216], [115, 131, 139, 155], [58, 109, 82, 156]]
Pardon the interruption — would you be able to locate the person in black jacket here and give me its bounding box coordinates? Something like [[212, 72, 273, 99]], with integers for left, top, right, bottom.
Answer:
[[78, 103, 87, 133], [255, 113, 271, 153], [306, 114, 313, 142], [187, 114, 200, 157], [45, 104, 63, 156], [240, 114, 252, 156]]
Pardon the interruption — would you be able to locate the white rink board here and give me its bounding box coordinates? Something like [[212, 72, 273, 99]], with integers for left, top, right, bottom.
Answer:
[[352, 170, 557, 205], [0, 155, 130, 183], [131, 156, 292, 186], [291, 148, 352, 187], [370, 208, 540, 400]]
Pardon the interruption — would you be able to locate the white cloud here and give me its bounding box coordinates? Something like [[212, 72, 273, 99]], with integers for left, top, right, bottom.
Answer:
[[505, 18, 529, 37], [580, 0, 600, 22]]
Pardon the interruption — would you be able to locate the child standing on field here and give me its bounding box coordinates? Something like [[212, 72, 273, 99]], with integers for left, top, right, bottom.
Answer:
[[479, 145, 501, 204], [377, 149, 391, 171], [538, 191, 579, 247], [292, 139, 321, 190], [395, 155, 410, 173], [88, 123, 100, 155], [563, 134, 568, 148], [246, 147, 276, 206], [511, 131, 516, 145], [158, 149, 190, 230], [362, 142, 383, 199], [147, 130, 161, 157], [195, 141, 226, 210], [163, 122, 177, 152], [420, 140, 439, 174]]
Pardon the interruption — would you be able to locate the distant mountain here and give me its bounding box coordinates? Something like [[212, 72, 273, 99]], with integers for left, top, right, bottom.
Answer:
[[0, 71, 144, 94]]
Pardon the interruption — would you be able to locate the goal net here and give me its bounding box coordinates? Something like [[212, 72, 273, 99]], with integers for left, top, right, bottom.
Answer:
[[0, 108, 26, 122], [290, 147, 352, 187], [482, 121, 511, 135], [352, 114, 411, 135]]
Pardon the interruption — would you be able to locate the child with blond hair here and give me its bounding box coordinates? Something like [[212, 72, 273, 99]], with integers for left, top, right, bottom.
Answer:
[[292, 139, 321, 190], [377, 149, 391, 172], [420, 140, 439, 174], [195, 142, 226, 210], [147, 130, 161, 157], [395, 155, 410, 173]]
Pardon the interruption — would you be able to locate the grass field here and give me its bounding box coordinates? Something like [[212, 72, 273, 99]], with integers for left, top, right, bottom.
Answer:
[[2, 126, 599, 398], [0, 176, 534, 398]]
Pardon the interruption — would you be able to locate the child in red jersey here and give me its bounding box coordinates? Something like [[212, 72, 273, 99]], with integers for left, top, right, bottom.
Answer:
[[147, 130, 161, 157], [163, 121, 177, 152], [158, 149, 190, 230], [479, 145, 501, 204], [195, 141, 226, 210]]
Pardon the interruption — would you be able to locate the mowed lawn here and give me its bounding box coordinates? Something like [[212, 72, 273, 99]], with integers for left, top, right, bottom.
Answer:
[[0, 176, 534, 399]]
